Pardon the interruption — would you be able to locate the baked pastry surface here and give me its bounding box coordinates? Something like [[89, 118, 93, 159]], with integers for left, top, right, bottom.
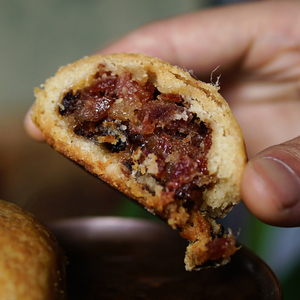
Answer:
[[0, 200, 67, 299], [32, 53, 247, 270]]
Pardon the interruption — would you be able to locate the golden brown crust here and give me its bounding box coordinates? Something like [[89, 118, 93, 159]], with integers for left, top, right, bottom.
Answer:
[[31, 53, 247, 269], [0, 200, 67, 300]]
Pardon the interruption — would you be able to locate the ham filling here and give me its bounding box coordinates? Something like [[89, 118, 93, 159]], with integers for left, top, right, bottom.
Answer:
[[59, 65, 214, 209]]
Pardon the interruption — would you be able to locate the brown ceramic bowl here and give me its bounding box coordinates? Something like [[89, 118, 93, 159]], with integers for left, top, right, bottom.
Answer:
[[50, 217, 282, 300]]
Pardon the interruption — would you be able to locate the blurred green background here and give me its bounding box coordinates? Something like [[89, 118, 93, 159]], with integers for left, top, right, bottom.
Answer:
[[0, 1, 298, 299]]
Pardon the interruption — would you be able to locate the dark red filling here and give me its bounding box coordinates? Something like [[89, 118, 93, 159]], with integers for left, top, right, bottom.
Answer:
[[59, 65, 213, 208], [206, 235, 237, 261]]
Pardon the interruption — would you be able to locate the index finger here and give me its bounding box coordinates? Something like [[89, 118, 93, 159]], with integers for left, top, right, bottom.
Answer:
[[100, 1, 300, 77]]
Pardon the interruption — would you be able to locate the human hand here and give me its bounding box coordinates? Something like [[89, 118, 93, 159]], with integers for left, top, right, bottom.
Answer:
[[25, 1, 300, 227]]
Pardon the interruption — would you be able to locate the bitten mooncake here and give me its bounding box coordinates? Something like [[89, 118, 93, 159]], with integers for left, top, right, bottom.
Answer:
[[31, 53, 247, 270]]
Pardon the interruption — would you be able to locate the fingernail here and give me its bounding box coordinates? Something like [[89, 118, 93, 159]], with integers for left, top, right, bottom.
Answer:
[[250, 157, 300, 210]]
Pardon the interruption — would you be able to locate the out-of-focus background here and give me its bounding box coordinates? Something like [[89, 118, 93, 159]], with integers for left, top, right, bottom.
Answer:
[[0, 1, 299, 299]]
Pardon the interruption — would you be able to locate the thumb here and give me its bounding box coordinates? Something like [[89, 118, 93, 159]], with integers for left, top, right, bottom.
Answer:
[[241, 138, 300, 227], [24, 106, 45, 142]]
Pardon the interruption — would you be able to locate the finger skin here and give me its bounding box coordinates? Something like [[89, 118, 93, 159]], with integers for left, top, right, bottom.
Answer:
[[24, 107, 45, 142], [242, 139, 300, 227], [100, 1, 300, 77]]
